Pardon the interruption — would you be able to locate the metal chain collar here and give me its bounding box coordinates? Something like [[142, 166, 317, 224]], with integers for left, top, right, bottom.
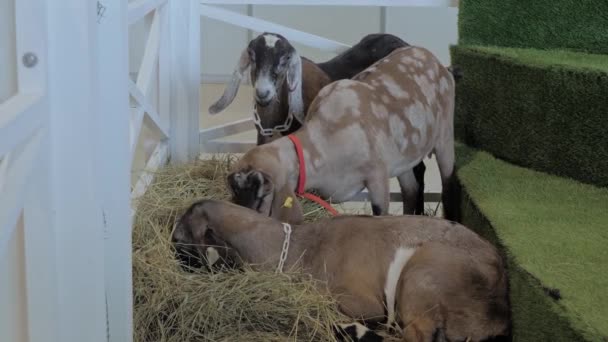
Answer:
[[276, 222, 292, 273], [253, 104, 294, 137]]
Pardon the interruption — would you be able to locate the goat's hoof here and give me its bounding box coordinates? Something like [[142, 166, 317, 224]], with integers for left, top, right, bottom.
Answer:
[[334, 322, 383, 342]]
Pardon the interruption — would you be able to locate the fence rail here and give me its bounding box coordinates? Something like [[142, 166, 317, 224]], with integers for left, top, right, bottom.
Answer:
[[200, 0, 458, 6], [199, 4, 350, 54], [129, 1, 169, 174], [0, 93, 45, 157], [0, 129, 42, 253], [128, 0, 168, 24]]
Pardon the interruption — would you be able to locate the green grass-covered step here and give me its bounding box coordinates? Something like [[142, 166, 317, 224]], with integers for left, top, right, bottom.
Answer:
[[457, 0, 608, 54], [450, 45, 608, 188], [455, 143, 608, 341]]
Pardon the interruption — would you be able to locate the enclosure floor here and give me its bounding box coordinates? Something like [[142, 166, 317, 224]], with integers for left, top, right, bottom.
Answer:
[[199, 83, 444, 216]]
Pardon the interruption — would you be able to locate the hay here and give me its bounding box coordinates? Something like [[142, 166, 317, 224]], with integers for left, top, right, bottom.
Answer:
[[132, 155, 352, 342]]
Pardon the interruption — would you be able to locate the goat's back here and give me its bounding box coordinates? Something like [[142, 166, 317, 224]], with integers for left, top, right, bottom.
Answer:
[[303, 46, 455, 172], [303, 215, 501, 284], [311, 214, 493, 253], [317, 33, 409, 81]]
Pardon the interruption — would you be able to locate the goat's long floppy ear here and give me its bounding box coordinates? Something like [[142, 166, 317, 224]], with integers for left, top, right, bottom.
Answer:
[[209, 48, 251, 115], [286, 51, 305, 124], [271, 185, 304, 224]]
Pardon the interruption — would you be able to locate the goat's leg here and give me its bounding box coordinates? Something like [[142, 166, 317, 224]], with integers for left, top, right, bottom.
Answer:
[[256, 132, 268, 145], [399, 299, 444, 342], [401, 318, 442, 342], [365, 168, 390, 216], [397, 169, 421, 215], [332, 291, 386, 341], [334, 322, 383, 342], [335, 290, 386, 323], [413, 161, 426, 215], [434, 142, 458, 222]]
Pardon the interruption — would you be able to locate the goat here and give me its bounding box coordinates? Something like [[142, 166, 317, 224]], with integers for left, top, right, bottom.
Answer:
[[208, 32, 430, 215], [171, 199, 511, 342], [226, 45, 457, 224], [207, 31, 331, 145]]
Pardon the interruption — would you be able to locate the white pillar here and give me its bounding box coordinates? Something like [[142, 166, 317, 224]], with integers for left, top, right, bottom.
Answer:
[[43, 1, 108, 341], [97, 1, 133, 342], [169, 0, 201, 163]]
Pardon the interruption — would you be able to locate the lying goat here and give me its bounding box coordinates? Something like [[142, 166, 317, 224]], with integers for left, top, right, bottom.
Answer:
[[172, 199, 511, 342], [226, 45, 457, 223]]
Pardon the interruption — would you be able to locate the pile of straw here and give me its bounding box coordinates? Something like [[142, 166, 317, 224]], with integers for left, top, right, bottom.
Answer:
[[132, 155, 351, 341]]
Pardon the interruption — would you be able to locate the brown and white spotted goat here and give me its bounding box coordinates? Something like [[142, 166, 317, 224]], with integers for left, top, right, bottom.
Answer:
[[172, 199, 511, 342], [227, 45, 458, 223]]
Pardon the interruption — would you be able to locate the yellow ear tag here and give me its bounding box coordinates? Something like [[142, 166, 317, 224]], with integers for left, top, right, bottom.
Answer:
[[282, 196, 293, 208]]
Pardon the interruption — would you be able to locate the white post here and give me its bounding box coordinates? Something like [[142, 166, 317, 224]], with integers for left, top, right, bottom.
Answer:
[[24, 130, 59, 342], [159, 3, 171, 132], [43, 1, 108, 341], [97, 1, 133, 342], [13, 0, 58, 340], [169, 0, 200, 163]]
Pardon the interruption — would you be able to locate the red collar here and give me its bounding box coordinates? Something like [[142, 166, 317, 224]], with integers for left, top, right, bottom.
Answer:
[[287, 134, 339, 216]]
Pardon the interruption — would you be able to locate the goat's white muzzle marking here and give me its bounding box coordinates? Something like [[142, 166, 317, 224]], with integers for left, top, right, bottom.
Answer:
[[206, 247, 220, 266], [254, 75, 276, 102]]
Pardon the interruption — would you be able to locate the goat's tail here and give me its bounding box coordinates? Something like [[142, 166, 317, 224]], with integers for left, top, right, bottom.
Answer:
[[447, 65, 463, 82]]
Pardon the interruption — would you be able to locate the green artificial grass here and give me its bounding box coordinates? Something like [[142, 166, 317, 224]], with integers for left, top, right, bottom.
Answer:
[[450, 45, 608, 187], [455, 143, 608, 341], [475, 46, 608, 73], [458, 0, 608, 54]]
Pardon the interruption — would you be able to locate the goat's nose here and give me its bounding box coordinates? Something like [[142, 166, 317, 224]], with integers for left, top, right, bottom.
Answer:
[[256, 89, 270, 99]]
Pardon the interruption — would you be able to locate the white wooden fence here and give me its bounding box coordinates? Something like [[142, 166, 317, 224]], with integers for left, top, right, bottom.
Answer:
[[0, 1, 455, 341], [0, 0, 199, 341]]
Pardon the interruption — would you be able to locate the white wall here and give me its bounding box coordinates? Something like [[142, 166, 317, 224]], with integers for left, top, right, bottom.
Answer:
[[129, 5, 459, 82], [252, 5, 381, 63], [386, 6, 459, 66], [201, 5, 458, 80], [201, 5, 249, 80]]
